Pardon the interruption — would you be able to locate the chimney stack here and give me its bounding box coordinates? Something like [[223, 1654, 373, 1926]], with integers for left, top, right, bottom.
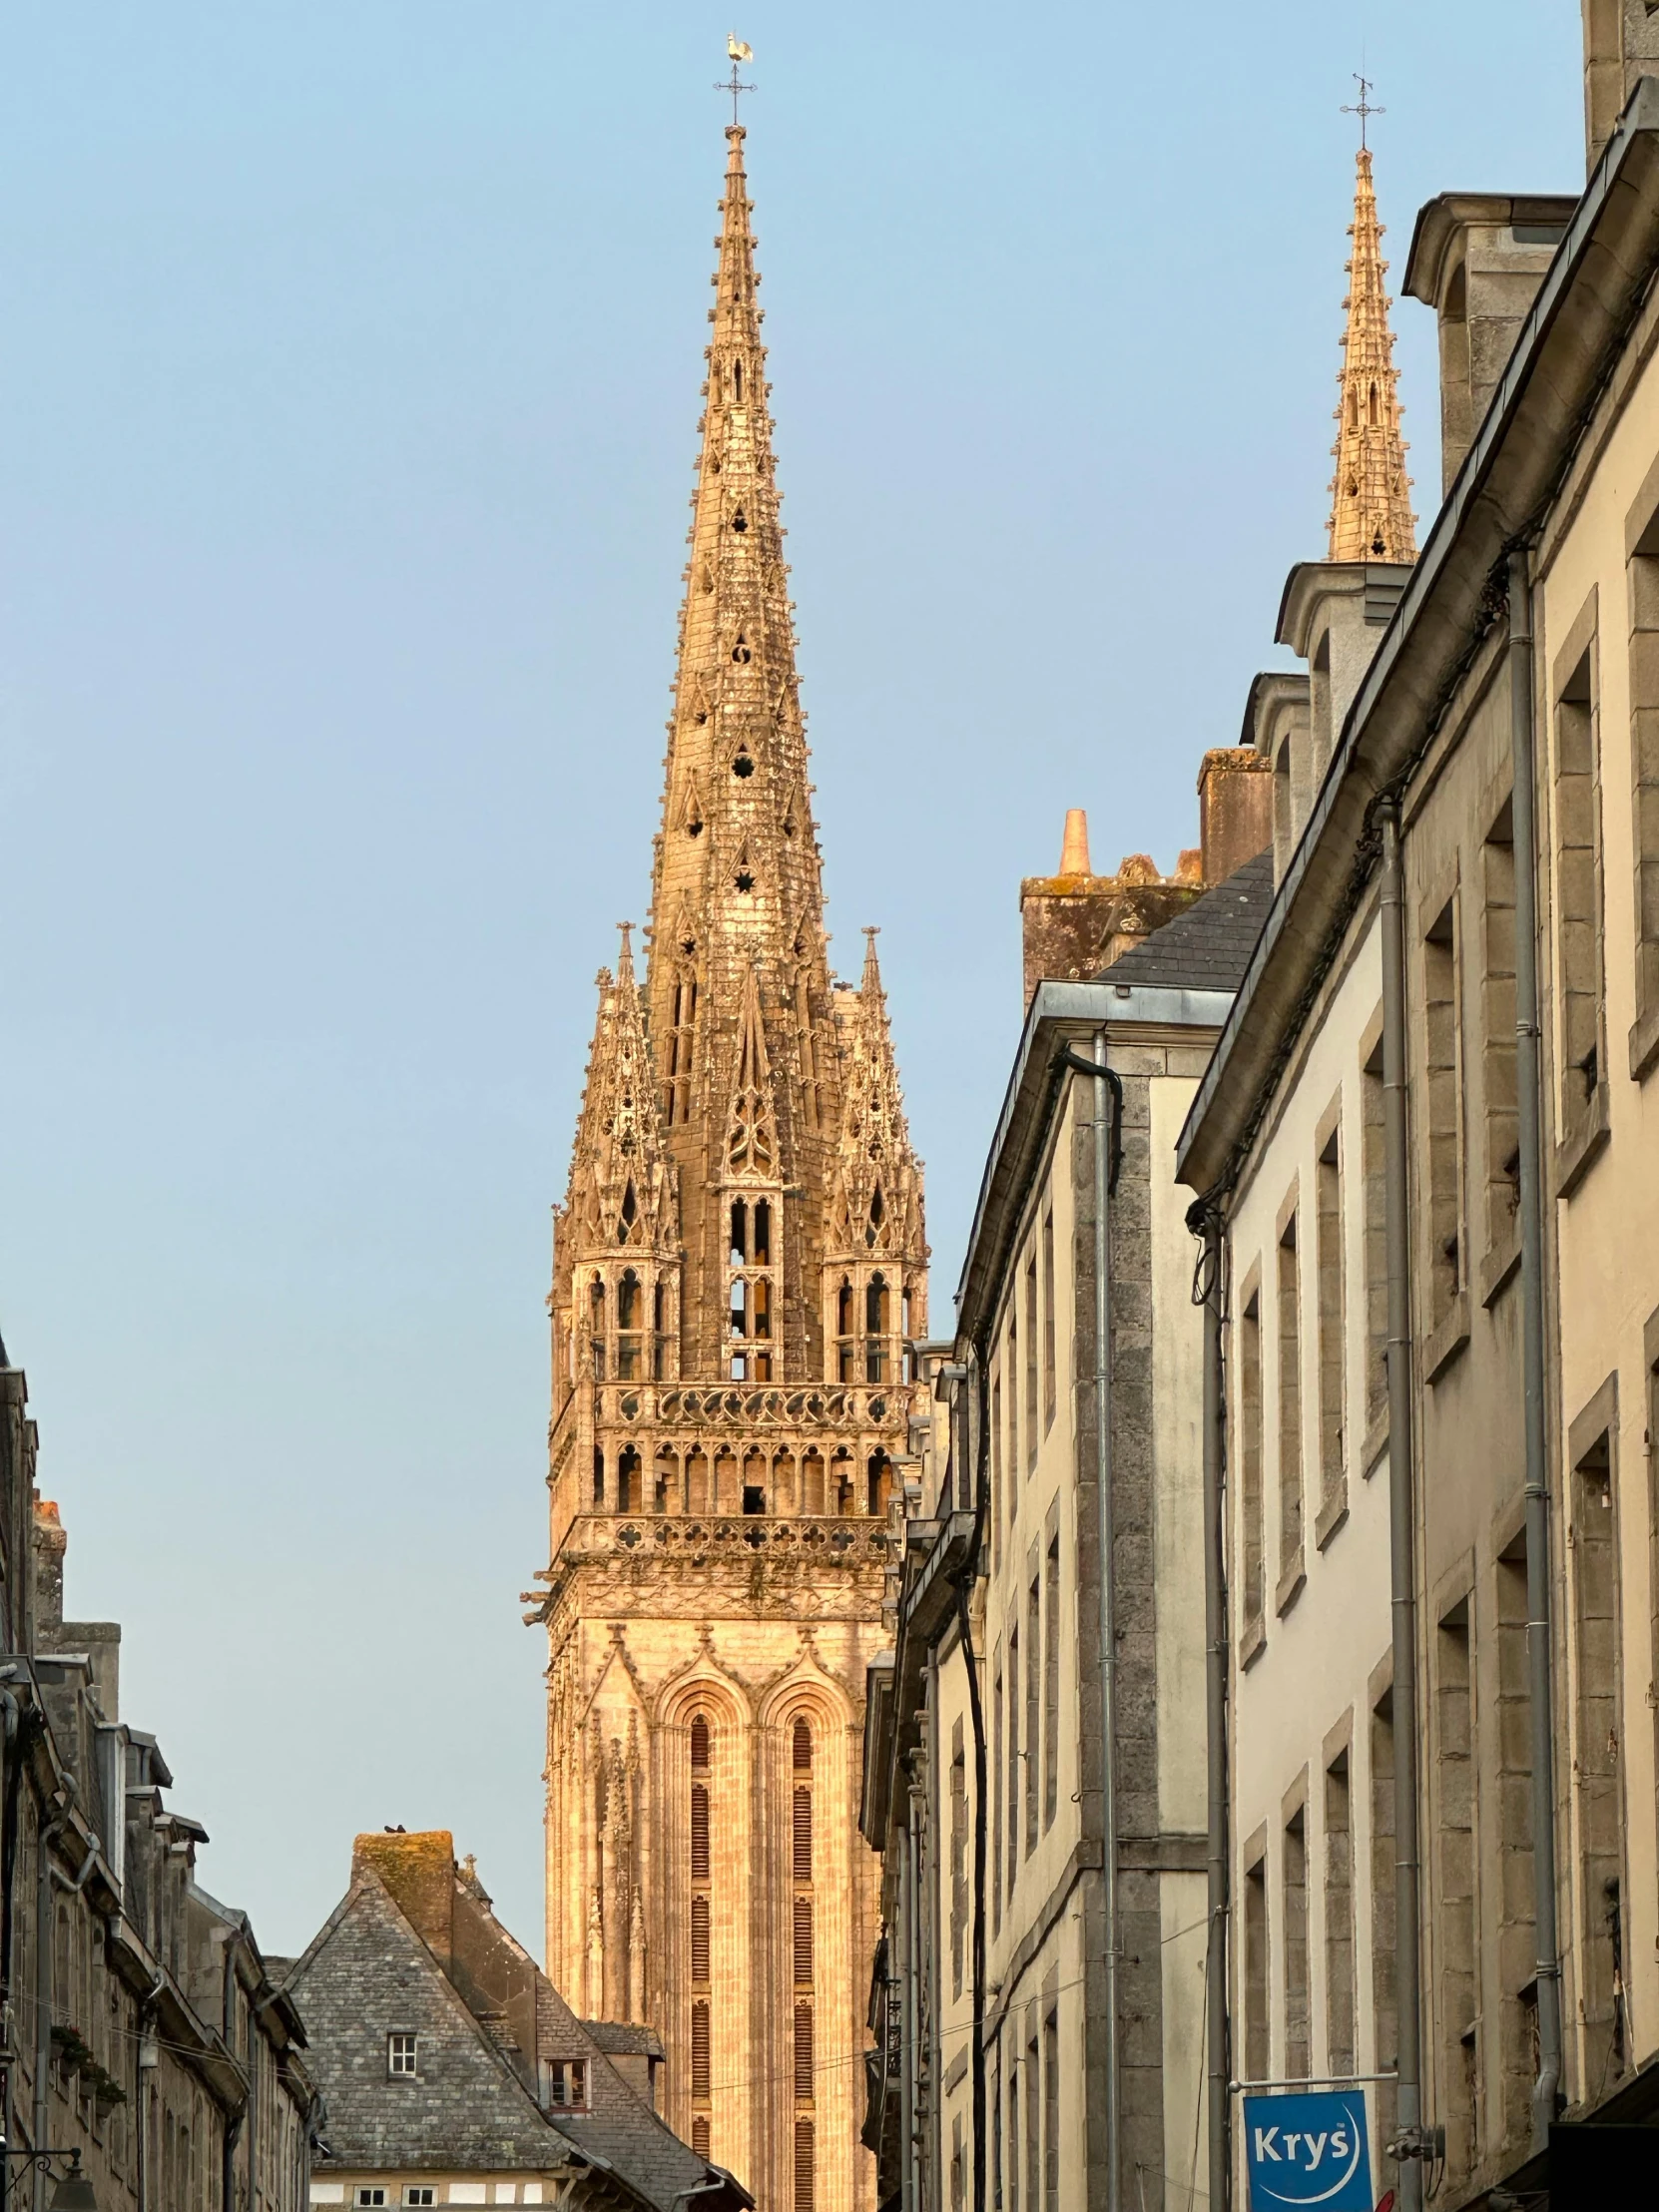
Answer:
[[1196, 750, 1274, 887], [353, 1831, 457, 1966]]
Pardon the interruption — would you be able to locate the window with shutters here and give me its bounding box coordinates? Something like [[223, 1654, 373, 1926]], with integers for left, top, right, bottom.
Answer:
[[793, 1788, 813, 1881], [793, 1897, 814, 1984], [691, 1785, 710, 1880], [794, 2001, 814, 2097], [692, 2117, 711, 2161], [790, 1712, 816, 2128]]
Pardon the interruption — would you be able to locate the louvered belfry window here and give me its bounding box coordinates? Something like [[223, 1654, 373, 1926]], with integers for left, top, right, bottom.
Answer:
[[692, 1999, 712, 2099], [690, 1713, 714, 2136], [790, 1709, 816, 2199], [794, 2118, 816, 2212], [793, 1787, 813, 1882], [691, 1895, 711, 1983]]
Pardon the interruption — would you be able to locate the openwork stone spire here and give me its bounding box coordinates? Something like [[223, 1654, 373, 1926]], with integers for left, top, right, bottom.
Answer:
[[541, 113, 925, 2211], [1327, 146, 1416, 563]]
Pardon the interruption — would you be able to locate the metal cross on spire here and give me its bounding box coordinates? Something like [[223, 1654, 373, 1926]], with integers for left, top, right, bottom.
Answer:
[[717, 35, 755, 128], [1341, 72, 1383, 148]]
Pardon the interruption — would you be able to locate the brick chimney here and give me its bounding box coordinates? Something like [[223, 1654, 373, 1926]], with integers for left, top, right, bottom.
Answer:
[[32, 1499, 65, 1641], [1196, 749, 1274, 886], [353, 1831, 456, 1966]]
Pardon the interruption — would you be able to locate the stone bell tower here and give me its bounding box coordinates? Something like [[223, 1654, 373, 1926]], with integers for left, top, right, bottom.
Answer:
[[527, 114, 926, 2212]]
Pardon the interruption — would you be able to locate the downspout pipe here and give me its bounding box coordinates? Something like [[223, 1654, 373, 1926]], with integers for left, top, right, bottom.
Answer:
[[1507, 546, 1564, 2140], [1379, 799, 1424, 2212], [1087, 1036, 1121, 2212], [1200, 1215, 1230, 2212]]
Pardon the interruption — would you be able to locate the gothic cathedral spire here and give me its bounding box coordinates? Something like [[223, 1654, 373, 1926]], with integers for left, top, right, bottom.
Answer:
[[541, 106, 925, 2212], [1327, 143, 1416, 563]]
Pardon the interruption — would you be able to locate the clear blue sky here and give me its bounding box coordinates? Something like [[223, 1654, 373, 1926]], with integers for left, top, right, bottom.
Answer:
[[0, 2, 1580, 1956]]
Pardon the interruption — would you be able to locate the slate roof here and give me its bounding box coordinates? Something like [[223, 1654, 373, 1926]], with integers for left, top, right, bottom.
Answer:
[[1095, 847, 1274, 993], [283, 1871, 748, 2212]]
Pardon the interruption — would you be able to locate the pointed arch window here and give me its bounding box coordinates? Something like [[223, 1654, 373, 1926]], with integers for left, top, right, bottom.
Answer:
[[865, 1274, 890, 1382], [589, 1277, 607, 1381], [1368, 380, 1380, 427], [835, 1280, 855, 1383], [689, 1714, 713, 2129], [616, 1270, 643, 1380], [617, 1181, 638, 1245], [667, 961, 699, 1126], [733, 360, 744, 403], [653, 1280, 670, 1381]]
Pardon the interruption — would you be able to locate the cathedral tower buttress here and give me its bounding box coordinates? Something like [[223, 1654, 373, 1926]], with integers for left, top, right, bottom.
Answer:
[[531, 116, 925, 2212]]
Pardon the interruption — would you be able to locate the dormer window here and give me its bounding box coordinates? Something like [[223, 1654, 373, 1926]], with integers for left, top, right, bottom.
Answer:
[[387, 2032, 418, 2078], [542, 2057, 589, 2109]]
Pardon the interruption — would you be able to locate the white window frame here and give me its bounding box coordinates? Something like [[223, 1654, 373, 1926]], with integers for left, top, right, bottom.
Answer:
[[386, 2031, 419, 2079]]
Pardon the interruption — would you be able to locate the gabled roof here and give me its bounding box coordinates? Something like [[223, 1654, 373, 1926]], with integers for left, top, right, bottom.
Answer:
[[284, 1870, 749, 2212], [282, 1876, 580, 2178]]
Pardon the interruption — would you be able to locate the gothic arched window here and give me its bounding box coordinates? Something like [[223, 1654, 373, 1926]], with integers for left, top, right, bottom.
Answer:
[[616, 1271, 643, 1380], [589, 1277, 606, 1381]]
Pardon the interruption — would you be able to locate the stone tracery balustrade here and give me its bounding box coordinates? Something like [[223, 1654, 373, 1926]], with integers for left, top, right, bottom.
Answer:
[[562, 1512, 890, 1564], [592, 1382, 906, 1430]]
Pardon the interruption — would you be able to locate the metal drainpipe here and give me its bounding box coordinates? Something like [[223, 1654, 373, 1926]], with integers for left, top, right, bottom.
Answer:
[[1507, 546, 1563, 2140], [1201, 1214, 1230, 2212], [1379, 798, 1424, 2212], [1088, 1033, 1121, 2212]]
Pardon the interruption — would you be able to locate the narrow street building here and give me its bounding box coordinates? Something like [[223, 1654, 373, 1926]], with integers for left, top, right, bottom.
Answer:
[[0, 1347, 313, 2212], [527, 113, 927, 2212], [1179, 44, 1659, 2208]]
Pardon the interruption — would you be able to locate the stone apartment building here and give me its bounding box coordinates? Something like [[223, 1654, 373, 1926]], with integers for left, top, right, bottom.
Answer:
[[285, 1831, 748, 2212], [1178, 33, 1659, 2212], [0, 1346, 313, 2212], [859, 768, 1275, 2212]]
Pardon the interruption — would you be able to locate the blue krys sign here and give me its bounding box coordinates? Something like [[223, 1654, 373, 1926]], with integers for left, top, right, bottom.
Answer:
[[1242, 2090, 1374, 2211]]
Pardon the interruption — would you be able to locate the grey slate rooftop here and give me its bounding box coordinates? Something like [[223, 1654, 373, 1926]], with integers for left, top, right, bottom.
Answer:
[[1094, 847, 1274, 993]]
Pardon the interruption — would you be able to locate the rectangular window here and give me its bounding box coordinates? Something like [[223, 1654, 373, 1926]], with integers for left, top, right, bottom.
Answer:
[[1324, 1751, 1355, 2079], [1495, 1547, 1534, 2146], [543, 2058, 588, 2110], [1316, 1122, 1346, 1524], [1042, 1536, 1060, 1831], [403, 2193, 435, 2209], [1024, 1571, 1040, 1857], [1007, 1314, 1020, 1505], [1005, 2051, 1020, 2212], [354, 2194, 387, 2209], [1629, 521, 1659, 1047], [1041, 1210, 1056, 1432], [1361, 1037, 1387, 1436], [1006, 1628, 1020, 1904], [1423, 895, 1465, 1329], [1481, 803, 1520, 1269], [793, 1897, 814, 1985], [1042, 2008, 1059, 2212], [1024, 2026, 1039, 2212], [794, 2001, 815, 2099], [1553, 635, 1606, 1130], [991, 1369, 1004, 1547], [1370, 1694, 1397, 2163], [992, 1658, 1004, 1936], [1240, 1285, 1265, 1635], [1243, 1852, 1269, 2083], [1436, 1602, 1478, 2178], [1024, 1257, 1038, 1471], [1571, 1413, 1625, 2093], [950, 1719, 968, 1998], [386, 2033, 418, 2079], [1283, 1807, 1309, 2082], [1278, 1213, 1303, 1578]]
